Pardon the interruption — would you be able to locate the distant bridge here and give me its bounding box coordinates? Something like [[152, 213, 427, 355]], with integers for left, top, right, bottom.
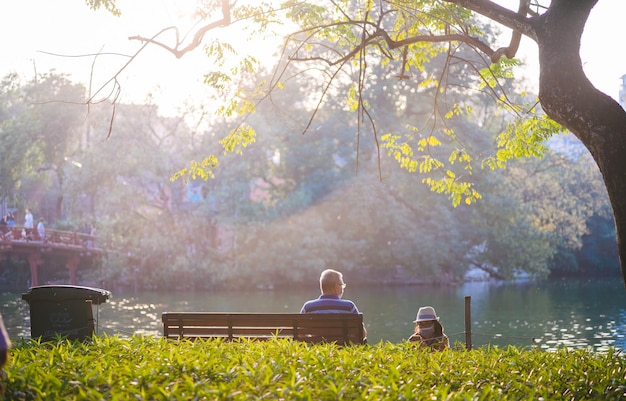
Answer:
[[0, 226, 102, 286]]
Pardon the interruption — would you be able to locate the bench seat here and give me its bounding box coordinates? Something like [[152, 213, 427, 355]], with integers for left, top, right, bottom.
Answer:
[[162, 312, 366, 345]]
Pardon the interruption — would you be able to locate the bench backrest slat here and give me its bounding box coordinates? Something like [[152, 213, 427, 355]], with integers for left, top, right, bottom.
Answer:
[[162, 312, 365, 345]]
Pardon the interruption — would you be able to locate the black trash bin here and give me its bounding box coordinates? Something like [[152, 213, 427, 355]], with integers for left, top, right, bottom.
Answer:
[[22, 285, 111, 341]]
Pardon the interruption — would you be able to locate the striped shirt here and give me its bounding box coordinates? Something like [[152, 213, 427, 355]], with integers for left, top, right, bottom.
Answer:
[[300, 295, 360, 314]]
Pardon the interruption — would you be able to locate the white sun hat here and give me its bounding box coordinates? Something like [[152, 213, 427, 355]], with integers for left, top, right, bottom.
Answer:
[[413, 306, 440, 323]]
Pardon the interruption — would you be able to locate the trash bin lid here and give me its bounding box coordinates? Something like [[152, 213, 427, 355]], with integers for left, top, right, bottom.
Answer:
[[21, 285, 111, 305]]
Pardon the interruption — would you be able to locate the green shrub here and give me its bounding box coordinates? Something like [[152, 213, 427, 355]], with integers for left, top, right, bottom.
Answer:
[[3, 336, 625, 400]]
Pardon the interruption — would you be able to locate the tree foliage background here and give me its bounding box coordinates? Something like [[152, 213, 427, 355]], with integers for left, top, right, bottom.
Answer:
[[139, 0, 626, 285], [0, 64, 617, 290]]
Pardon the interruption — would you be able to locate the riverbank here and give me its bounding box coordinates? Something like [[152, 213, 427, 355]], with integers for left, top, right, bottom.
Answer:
[[3, 336, 625, 400], [2, 278, 625, 350]]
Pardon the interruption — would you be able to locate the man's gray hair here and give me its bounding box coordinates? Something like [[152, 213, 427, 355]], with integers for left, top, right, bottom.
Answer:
[[320, 269, 342, 293]]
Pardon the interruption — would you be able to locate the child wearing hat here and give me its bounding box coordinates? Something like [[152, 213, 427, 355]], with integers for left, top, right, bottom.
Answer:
[[409, 306, 449, 351]]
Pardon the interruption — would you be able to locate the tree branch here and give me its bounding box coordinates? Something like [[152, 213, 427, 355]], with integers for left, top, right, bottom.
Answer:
[[128, 0, 232, 59], [442, 0, 537, 43], [391, 0, 536, 63], [289, 4, 532, 68]]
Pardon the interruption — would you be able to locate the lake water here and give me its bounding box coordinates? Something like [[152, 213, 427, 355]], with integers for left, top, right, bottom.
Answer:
[[1, 278, 625, 351]]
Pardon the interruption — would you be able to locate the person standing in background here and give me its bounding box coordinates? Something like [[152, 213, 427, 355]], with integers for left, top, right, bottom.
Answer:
[[90, 223, 97, 248], [4, 213, 14, 240], [37, 218, 45, 240], [0, 215, 7, 237], [24, 208, 33, 239]]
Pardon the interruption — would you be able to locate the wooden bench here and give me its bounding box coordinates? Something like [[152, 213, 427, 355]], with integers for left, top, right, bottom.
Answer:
[[162, 312, 366, 345]]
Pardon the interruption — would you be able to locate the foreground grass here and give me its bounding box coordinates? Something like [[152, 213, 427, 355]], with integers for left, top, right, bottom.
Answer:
[[3, 336, 626, 400]]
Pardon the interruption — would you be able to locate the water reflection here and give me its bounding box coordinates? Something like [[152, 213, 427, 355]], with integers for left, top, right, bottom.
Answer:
[[1, 278, 624, 351]]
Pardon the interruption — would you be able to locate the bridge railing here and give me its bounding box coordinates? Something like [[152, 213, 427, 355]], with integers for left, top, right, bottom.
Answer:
[[0, 226, 98, 249]]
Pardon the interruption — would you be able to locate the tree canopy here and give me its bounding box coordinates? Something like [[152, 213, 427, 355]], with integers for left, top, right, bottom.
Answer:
[[54, 0, 626, 287], [0, 64, 616, 289], [101, 0, 624, 285]]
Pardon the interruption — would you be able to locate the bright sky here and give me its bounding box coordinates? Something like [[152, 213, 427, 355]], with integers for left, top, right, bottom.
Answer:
[[0, 0, 234, 114], [513, 0, 626, 100], [1, 0, 624, 114]]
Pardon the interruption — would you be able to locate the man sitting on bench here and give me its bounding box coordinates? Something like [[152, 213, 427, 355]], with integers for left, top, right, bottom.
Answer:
[[300, 269, 367, 340]]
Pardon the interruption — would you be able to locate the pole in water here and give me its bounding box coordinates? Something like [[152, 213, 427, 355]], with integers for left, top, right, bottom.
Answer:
[[464, 296, 472, 350]]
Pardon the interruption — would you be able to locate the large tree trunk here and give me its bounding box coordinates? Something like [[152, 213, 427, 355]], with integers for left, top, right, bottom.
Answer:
[[533, 0, 626, 286]]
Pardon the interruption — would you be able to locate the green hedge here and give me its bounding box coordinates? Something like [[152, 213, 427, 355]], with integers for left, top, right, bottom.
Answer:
[[3, 336, 625, 400]]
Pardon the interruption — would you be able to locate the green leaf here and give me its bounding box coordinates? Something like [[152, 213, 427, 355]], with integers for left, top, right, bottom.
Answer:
[[219, 125, 257, 155]]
